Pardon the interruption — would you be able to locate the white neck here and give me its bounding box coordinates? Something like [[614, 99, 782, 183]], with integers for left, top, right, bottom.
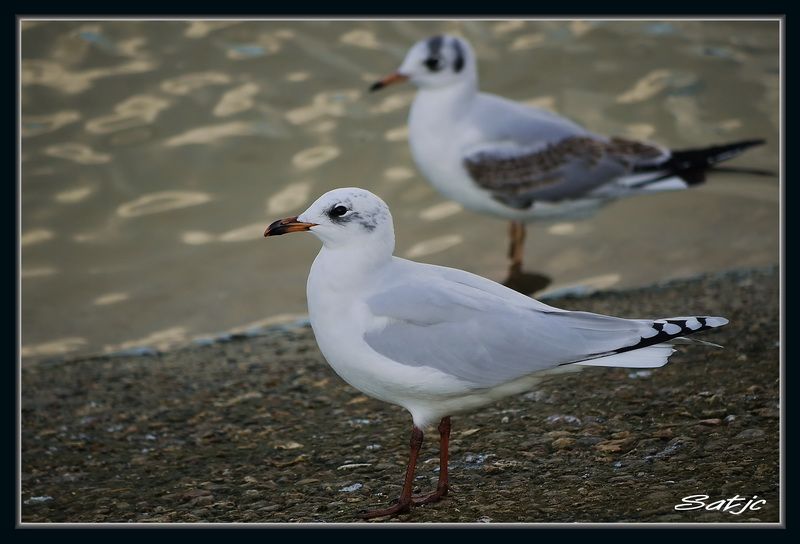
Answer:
[[309, 239, 394, 293], [411, 78, 477, 123]]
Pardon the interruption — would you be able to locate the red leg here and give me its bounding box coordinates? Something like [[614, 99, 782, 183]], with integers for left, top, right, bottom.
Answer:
[[412, 416, 451, 505], [361, 426, 424, 519]]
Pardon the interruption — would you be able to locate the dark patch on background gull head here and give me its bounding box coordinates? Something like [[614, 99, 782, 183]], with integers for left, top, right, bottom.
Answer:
[[452, 38, 465, 72], [424, 35, 445, 72], [427, 35, 444, 57]]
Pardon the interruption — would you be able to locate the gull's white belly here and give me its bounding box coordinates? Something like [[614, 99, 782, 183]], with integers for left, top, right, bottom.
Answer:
[[307, 264, 485, 426]]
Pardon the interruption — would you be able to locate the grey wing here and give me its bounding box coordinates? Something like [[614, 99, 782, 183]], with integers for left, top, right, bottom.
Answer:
[[463, 136, 668, 209], [363, 277, 659, 389]]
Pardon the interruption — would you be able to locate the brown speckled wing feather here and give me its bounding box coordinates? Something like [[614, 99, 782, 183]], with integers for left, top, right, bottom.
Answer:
[[463, 136, 666, 209]]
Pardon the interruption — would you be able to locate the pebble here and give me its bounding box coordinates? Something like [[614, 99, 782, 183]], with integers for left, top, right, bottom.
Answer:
[[735, 428, 766, 441], [552, 437, 576, 450], [545, 414, 582, 428]]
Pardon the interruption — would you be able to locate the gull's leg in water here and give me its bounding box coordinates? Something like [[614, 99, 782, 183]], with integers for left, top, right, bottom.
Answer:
[[361, 426, 424, 519], [503, 221, 551, 295], [509, 221, 526, 274]]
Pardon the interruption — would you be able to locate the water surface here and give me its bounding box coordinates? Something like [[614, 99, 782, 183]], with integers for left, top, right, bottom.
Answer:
[[20, 20, 780, 361]]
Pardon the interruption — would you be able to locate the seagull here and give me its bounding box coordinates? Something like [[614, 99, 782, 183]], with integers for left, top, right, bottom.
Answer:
[[264, 187, 728, 520], [369, 34, 766, 287]]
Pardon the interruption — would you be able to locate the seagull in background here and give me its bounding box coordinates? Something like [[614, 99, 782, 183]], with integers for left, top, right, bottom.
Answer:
[[265, 187, 728, 519], [369, 34, 766, 291]]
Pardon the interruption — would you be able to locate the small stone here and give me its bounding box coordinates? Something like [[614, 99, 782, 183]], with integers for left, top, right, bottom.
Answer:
[[273, 441, 303, 450], [735, 428, 766, 441], [24, 496, 53, 505], [698, 418, 721, 426], [595, 438, 635, 453], [180, 489, 212, 502], [653, 428, 674, 439], [545, 414, 582, 428], [552, 437, 576, 450]]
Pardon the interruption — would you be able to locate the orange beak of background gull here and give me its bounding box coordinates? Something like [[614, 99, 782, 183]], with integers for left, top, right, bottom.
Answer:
[[369, 72, 409, 92], [263, 216, 317, 237]]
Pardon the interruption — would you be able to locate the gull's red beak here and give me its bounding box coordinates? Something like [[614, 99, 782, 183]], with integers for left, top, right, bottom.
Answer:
[[369, 72, 409, 92], [264, 216, 317, 237]]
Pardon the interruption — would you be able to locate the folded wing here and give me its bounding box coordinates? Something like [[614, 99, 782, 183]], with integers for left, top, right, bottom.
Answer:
[[363, 266, 726, 389]]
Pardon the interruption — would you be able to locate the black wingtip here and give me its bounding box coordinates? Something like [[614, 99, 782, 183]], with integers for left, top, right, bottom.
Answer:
[[368, 81, 384, 92]]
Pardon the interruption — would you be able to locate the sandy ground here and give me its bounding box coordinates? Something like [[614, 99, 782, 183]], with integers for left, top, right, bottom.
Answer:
[[20, 266, 780, 524]]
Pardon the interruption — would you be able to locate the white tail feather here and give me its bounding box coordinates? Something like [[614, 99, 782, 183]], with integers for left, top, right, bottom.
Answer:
[[574, 344, 676, 368]]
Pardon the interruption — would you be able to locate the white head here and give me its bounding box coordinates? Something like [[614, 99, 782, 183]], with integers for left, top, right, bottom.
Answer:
[[264, 187, 395, 255], [369, 34, 477, 92]]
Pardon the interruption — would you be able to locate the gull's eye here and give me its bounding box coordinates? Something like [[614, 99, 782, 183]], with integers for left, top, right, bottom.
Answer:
[[424, 56, 443, 72], [330, 205, 348, 217]]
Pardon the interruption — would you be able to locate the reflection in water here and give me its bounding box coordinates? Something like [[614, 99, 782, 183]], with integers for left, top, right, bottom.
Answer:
[[292, 145, 340, 171], [105, 326, 187, 353], [85, 95, 171, 134], [44, 143, 111, 164], [339, 29, 382, 49], [547, 223, 577, 236], [165, 122, 258, 147], [184, 21, 239, 39], [384, 126, 408, 142], [266, 181, 312, 215], [285, 89, 361, 125], [22, 110, 81, 138], [369, 92, 415, 115], [21, 58, 156, 94], [383, 167, 415, 182], [419, 201, 463, 222], [21, 337, 87, 358], [93, 292, 129, 306], [405, 234, 463, 259], [54, 186, 93, 204], [218, 223, 269, 243], [21, 267, 58, 279], [616, 69, 674, 104], [20, 21, 779, 362], [509, 33, 546, 51], [213, 83, 260, 117], [116, 191, 212, 218], [181, 231, 215, 245], [622, 123, 656, 140], [492, 20, 526, 35], [21, 229, 54, 247], [286, 71, 311, 82], [160, 71, 231, 95], [521, 96, 556, 111]]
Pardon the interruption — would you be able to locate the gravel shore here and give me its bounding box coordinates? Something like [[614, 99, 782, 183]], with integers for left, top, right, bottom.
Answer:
[[21, 266, 780, 524]]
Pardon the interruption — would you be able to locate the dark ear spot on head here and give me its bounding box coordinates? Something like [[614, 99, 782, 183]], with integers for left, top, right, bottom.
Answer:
[[453, 39, 465, 73], [427, 35, 444, 57]]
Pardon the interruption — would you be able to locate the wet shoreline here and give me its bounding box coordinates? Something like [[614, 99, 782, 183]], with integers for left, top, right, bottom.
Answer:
[[21, 265, 780, 524]]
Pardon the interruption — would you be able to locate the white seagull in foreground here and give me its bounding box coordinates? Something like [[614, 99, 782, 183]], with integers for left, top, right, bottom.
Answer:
[[264, 187, 728, 519], [369, 34, 765, 285]]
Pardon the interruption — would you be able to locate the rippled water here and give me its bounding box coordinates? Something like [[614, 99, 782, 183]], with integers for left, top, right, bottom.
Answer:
[[20, 20, 780, 362]]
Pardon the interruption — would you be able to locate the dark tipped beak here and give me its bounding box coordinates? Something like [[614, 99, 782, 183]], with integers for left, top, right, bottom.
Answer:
[[264, 216, 317, 237], [369, 72, 409, 92]]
